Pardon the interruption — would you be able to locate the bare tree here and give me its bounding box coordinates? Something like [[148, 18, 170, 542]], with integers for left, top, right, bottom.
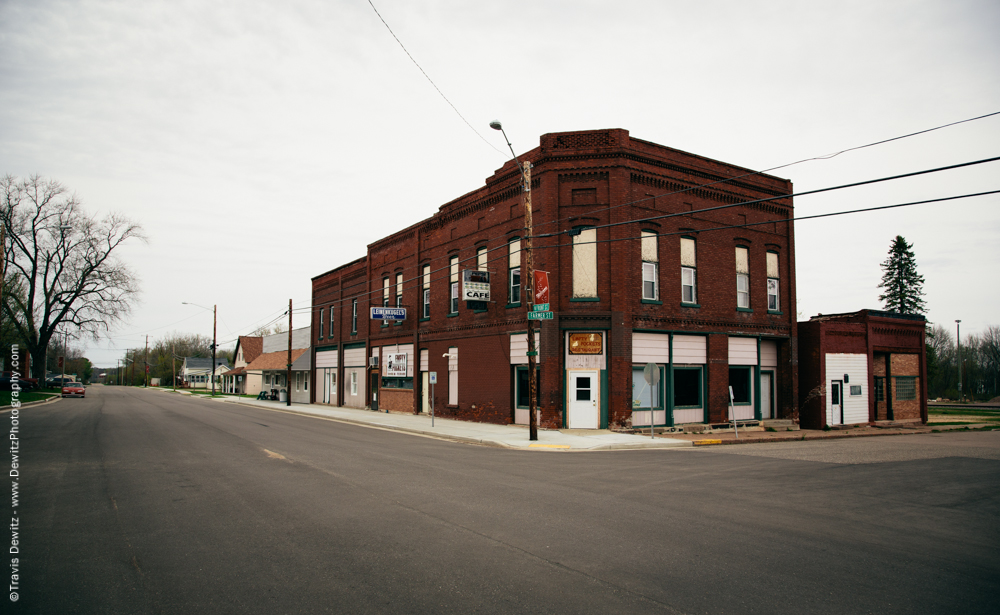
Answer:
[[1, 175, 146, 379]]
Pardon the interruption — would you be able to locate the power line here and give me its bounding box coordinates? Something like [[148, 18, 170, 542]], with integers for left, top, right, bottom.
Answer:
[[303, 183, 998, 315], [535, 155, 1000, 238], [366, 0, 505, 157], [528, 110, 1000, 233]]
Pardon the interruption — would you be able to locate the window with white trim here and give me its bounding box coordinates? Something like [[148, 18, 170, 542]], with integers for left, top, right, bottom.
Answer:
[[351, 299, 357, 334], [329, 306, 334, 339], [508, 238, 521, 305], [449, 255, 459, 314], [422, 264, 430, 318], [318, 308, 324, 339], [382, 277, 390, 308], [766, 251, 779, 311], [477, 246, 488, 270], [681, 237, 697, 304], [736, 246, 750, 309], [641, 230, 658, 300], [350, 371, 358, 395], [395, 273, 403, 308]]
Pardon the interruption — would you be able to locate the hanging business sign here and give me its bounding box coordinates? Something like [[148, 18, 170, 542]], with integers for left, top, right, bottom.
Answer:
[[568, 333, 603, 355], [370, 307, 406, 320], [462, 270, 491, 302], [385, 352, 407, 377], [533, 270, 550, 306]]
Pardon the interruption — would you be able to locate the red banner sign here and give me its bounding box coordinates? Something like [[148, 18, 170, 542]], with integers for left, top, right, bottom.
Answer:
[[533, 270, 550, 305]]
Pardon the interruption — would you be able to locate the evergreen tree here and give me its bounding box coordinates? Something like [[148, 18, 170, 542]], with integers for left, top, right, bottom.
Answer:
[[878, 235, 927, 315]]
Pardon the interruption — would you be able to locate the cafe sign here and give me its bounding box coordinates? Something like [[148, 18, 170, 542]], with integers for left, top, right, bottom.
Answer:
[[568, 333, 603, 355]]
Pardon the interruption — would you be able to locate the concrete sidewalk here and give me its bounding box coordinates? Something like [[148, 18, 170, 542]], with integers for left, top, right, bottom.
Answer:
[[203, 394, 693, 451]]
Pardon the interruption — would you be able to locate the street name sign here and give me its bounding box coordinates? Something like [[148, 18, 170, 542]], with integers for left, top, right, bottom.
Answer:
[[527, 311, 553, 320], [533, 303, 550, 312]]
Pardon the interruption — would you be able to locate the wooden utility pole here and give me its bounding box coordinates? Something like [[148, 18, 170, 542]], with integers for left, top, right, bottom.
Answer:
[[523, 161, 538, 441], [172, 342, 176, 392], [286, 299, 293, 407], [144, 334, 149, 387], [211, 304, 217, 396]]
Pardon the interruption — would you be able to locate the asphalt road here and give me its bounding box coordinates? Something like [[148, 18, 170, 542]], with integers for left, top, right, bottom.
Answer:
[[7, 386, 999, 614]]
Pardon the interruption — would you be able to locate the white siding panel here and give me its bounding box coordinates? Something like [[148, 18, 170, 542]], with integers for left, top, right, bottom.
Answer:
[[343, 347, 367, 367], [673, 408, 703, 424], [760, 341, 778, 368], [315, 350, 338, 369], [420, 349, 429, 372], [448, 347, 458, 371], [510, 333, 541, 365], [673, 335, 706, 364], [728, 337, 758, 365], [825, 353, 869, 425], [632, 333, 669, 363]]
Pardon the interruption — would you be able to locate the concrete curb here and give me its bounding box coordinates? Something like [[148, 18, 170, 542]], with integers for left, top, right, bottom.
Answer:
[[217, 397, 692, 451], [0, 394, 61, 413]]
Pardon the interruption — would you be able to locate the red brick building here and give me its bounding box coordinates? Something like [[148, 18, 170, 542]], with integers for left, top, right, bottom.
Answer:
[[798, 310, 927, 429], [311, 129, 798, 429]]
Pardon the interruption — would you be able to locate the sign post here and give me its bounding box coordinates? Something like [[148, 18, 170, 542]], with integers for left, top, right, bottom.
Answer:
[[644, 362, 660, 439], [729, 385, 738, 438], [429, 371, 437, 427]]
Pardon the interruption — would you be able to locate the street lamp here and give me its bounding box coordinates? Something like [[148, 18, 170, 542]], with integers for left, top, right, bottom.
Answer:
[[490, 120, 538, 441], [955, 319, 962, 402], [183, 302, 218, 396]]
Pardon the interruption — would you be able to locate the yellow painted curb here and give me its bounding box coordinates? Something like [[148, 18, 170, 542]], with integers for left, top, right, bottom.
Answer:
[[529, 444, 571, 449], [693, 439, 722, 446]]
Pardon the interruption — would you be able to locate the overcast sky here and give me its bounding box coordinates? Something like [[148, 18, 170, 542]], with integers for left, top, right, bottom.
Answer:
[[2, 0, 998, 368]]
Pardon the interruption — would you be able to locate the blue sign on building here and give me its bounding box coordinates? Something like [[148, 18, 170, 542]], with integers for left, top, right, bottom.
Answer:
[[370, 307, 407, 321]]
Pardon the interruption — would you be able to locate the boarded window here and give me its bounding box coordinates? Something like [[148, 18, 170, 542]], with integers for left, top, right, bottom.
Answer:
[[641, 231, 658, 262], [735, 246, 749, 274], [766, 252, 779, 278], [680, 237, 696, 267], [477, 246, 488, 270], [573, 228, 597, 298]]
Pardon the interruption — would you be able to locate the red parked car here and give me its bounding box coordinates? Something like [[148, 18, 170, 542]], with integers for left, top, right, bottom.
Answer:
[[61, 382, 86, 398]]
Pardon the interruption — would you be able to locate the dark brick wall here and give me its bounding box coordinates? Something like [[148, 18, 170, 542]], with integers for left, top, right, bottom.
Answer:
[[313, 128, 799, 427]]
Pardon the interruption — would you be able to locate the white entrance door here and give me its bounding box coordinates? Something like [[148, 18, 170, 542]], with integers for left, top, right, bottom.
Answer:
[[830, 380, 843, 425], [422, 372, 430, 413], [323, 370, 331, 404], [760, 372, 773, 419], [568, 371, 599, 429]]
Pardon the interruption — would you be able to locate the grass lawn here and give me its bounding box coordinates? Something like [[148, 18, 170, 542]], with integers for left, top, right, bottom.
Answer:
[[928, 406, 1000, 426], [1, 390, 59, 406]]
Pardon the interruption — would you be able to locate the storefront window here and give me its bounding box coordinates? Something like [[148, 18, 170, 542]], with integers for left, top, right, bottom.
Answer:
[[631, 366, 663, 409]]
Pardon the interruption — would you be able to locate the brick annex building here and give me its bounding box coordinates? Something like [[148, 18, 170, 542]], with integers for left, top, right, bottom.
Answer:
[[310, 129, 798, 429]]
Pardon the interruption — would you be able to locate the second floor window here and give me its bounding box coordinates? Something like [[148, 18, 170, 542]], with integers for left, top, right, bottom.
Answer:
[[351, 299, 358, 333], [509, 238, 521, 305], [382, 277, 390, 308], [736, 246, 750, 309], [572, 227, 597, 298], [422, 264, 430, 318], [449, 255, 459, 313], [767, 251, 779, 311], [395, 273, 403, 308], [681, 237, 697, 304], [641, 230, 658, 301], [318, 308, 324, 339]]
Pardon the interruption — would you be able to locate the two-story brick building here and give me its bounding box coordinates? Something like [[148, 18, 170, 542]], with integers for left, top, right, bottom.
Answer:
[[311, 129, 798, 429]]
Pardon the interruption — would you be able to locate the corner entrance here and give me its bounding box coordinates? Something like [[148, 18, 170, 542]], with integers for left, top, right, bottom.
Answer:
[[568, 370, 599, 429]]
